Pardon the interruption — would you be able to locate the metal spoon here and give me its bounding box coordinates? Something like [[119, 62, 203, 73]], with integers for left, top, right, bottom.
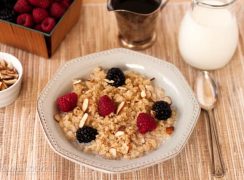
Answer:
[[194, 71, 225, 177]]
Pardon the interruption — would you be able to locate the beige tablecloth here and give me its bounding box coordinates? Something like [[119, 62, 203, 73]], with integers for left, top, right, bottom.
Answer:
[[0, 2, 244, 179]]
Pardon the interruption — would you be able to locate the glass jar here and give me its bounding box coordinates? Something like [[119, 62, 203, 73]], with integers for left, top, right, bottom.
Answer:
[[178, 0, 238, 70]]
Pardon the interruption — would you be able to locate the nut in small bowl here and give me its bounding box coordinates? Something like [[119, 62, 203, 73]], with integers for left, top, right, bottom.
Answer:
[[0, 52, 23, 108]]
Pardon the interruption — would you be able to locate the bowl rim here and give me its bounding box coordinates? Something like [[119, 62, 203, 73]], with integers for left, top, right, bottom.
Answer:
[[37, 48, 201, 173], [0, 52, 23, 93]]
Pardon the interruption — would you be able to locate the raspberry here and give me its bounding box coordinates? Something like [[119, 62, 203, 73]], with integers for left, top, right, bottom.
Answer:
[[41, 17, 56, 33], [136, 113, 157, 134], [16, 13, 33, 27], [76, 126, 98, 143], [98, 95, 116, 117], [59, 0, 72, 10], [28, 0, 51, 9], [14, 0, 32, 13], [106, 68, 125, 87], [56, 92, 77, 112], [34, 24, 42, 31], [50, 2, 66, 18], [32, 8, 48, 23], [152, 101, 172, 120]]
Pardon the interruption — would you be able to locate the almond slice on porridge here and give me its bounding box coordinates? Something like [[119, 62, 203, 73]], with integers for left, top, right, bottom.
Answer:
[[116, 101, 125, 115], [79, 113, 88, 128], [82, 98, 89, 112]]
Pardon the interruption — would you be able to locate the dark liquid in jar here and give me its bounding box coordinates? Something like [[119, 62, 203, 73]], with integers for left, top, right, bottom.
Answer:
[[112, 0, 160, 14]]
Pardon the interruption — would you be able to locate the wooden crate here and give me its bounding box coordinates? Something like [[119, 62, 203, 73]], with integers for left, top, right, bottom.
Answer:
[[0, 0, 81, 58]]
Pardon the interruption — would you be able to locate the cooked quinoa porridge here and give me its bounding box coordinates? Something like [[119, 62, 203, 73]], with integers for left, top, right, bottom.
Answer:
[[54, 67, 176, 159]]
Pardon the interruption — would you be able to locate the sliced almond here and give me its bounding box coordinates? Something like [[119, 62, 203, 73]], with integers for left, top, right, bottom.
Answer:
[[73, 79, 81, 85], [104, 79, 114, 84], [0, 59, 7, 67], [118, 87, 127, 90], [0, 60, 19, 91], [54, 114, 61, 122], [1, 75, 14, 80], [82, 98, 89, 112], [3, 79, 17, 85], [1, 69, 16, 75], [115, 131, 124, 137], [1, 82, 7, 90], [109, 148, 117, 157], [166, 126, 174, 135], [163, 96, 172, 105], [12, 74, 19, 79], [4, 74, 18, 79], [79, 113, 88, 128], [140, 90, 146, 98], [116, 101, 125, 114]]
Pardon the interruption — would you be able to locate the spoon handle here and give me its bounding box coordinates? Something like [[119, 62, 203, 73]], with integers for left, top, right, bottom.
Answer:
[[207, 110, 225, 177]]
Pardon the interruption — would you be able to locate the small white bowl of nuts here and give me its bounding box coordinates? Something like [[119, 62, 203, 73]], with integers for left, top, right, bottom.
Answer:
[[0, 52, 23, 108]]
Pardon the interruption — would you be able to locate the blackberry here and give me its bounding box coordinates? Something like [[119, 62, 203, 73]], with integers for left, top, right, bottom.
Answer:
[[76, 126, 98, 143], [106, 68, 125, 87], [152, 101, 172, 120]]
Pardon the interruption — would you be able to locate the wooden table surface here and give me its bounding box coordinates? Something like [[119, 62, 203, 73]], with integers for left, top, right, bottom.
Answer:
[[1, 1, 244, 180]]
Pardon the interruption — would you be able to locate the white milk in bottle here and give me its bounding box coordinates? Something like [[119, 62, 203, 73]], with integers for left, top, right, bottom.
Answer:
[[178, 0, 238, 70]]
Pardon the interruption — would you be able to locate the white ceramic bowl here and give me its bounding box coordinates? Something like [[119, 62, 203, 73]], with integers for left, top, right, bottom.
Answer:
[[0, 52, 23, 108], [37, 48, 200, 173]]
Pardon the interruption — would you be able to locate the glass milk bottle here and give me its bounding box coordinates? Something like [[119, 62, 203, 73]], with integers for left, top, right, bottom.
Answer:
[[178, 0, 238, 70]]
